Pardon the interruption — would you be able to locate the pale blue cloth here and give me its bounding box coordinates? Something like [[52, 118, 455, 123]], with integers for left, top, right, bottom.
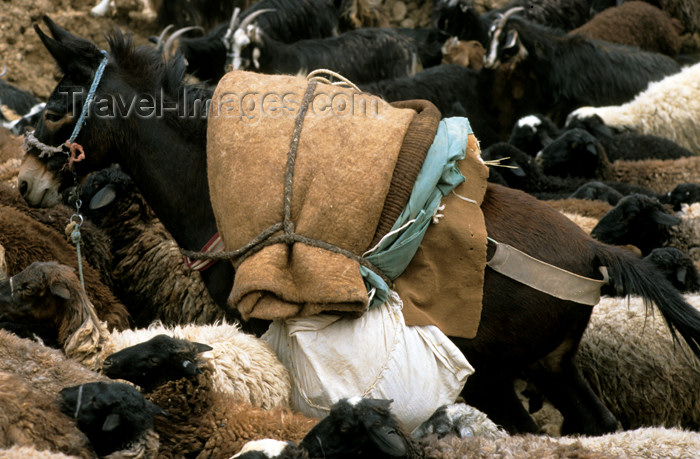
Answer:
[[361, 117, 473, 308]]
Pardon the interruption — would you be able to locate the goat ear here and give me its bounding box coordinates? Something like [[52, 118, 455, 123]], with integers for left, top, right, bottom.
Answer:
[[50, 282, 71, 300], [651, 209, 681, 226], [102, 413, 121, 432], [504, 29, 519, 50], [89, 184, 118, 210]]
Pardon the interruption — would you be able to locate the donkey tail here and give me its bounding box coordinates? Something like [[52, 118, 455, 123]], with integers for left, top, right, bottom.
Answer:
[[593, 244, 700, 359]]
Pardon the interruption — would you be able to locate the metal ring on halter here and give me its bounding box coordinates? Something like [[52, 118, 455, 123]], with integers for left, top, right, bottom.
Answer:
[[70, 214, 84, 227]]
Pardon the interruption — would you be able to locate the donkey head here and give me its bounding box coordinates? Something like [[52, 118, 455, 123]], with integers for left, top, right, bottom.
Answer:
[[19, 15, 188, 208]]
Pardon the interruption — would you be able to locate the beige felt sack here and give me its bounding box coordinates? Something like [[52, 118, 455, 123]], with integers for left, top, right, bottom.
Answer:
[[263, 290, 474, 431]]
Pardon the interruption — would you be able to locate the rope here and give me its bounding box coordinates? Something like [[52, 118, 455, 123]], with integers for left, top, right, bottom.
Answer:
[[68, 213, 86, 290], [306, 69, 361, 91], [181, 80, 393, 287], [68, 50, 109, 145]]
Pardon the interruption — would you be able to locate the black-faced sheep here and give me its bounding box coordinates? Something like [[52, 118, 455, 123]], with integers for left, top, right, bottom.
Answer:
[[591, 195, 700, 259], [242, 397, 700, 458], [508, 113, 560, 156], [567, 61, 700, 155], [576, 293, 700, 430], [59, 381, 164, 457], [0, 371, 93, 458], [103, 335, 318, 458], [481, 142, 660, 201], [69, 164, 225, 327], [0, 205, 131, 332], [571, 1, 684, 56], [535, 130, 700, 194], [644, 247, 700, 293], [0, 261, 292, 408]]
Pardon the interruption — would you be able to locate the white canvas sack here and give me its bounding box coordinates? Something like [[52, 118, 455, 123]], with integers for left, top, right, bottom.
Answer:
[[263, 290, 474, 430]]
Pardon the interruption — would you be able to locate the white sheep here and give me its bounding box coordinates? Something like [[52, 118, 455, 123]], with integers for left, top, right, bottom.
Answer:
[[0, 262, 291, 409], [567, 62, 700, 154], [575, 292, 700, 430]]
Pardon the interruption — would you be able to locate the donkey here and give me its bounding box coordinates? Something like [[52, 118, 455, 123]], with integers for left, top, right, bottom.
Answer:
[[17, 15, 700, 436]]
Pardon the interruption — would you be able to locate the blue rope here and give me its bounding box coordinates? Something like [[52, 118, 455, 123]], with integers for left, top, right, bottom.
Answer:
[[68, 49, 109, 144]]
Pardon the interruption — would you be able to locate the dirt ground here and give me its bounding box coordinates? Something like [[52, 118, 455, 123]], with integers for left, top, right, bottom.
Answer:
[[0, 0, 158, 100]]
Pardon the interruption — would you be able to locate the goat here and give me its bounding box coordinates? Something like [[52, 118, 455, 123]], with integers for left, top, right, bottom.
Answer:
[[0, 71, 44, 135], [359, 64, 501, 146], [232, 25, 439, 84], [441, 37, 486, 69], [482, 8, 681, 133], [176, 0, 351, 82]]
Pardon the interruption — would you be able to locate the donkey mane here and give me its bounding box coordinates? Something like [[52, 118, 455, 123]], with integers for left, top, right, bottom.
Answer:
[[105, 29, 213, 121]]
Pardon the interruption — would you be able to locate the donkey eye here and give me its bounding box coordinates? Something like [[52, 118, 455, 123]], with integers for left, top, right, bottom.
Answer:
[[44, 111, 64, 123]]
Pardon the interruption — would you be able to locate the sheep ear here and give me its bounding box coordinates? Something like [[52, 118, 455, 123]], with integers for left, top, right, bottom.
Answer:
[[651, 210, 681, 226], [193, 342, 213, 354], [677, 266, 687, 285], [102, 413, 121, 432], [89, 184, 118, 210], [367, 425, 408, 456], [50, 282, 71, 300]]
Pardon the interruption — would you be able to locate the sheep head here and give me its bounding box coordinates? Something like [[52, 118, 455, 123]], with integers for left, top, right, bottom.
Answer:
[[536, 128, 606, 178], [60, 381, 167, 456], [0, 261, 74, 324], [299, 397, 411, 457], [102, 334, 213, 392]]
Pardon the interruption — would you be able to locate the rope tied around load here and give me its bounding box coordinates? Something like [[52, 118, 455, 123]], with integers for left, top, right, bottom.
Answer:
[[181, 79, 393, 287]]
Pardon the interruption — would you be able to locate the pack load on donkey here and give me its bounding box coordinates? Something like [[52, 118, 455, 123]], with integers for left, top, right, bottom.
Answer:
[[201, 70, 604, 427], [204, 70, 489, 427]]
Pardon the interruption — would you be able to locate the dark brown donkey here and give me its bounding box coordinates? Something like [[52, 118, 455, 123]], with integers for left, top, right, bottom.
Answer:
[[16, 15, 700, 436]]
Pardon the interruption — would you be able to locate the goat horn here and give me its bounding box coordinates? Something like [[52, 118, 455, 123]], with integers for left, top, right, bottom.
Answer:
[[498, 6, 525, 26], [237, 8, 276, 31], [154, 24, 175, 52], [162, 26, 204, 59], [222, 7, 241, 48]]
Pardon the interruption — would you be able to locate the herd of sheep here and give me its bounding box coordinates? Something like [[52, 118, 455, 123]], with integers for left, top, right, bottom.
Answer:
[[1, 0, 700, 457]]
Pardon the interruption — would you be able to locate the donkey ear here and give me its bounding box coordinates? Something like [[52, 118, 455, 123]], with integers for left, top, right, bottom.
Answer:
[[34, 17, 101, 78]]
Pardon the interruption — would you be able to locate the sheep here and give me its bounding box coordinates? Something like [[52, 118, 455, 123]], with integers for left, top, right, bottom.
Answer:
[[69, 164, 225, 327], [0, 371, 94, 458], [570, 1, 684, 56], [0, 205, 131, 332], [567, 62, 700, 155], [59, 381, 165, 457], [508, 113, 560, 156], [575, 293, 700, 430], [103, 334, 318, 458], [0, 329, 106, 398], [535, 131, 700, 194], [643, 247, 700, 293], [481, 142, 660, 201], [591, 195, 700, 259], [650, 0, 700, 34], [264, 397, 700, 459], [0, 446, 78, 458], [0, 182, 114, 290], [0, 261, 292, 409], [440, 37, 485, 69]]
